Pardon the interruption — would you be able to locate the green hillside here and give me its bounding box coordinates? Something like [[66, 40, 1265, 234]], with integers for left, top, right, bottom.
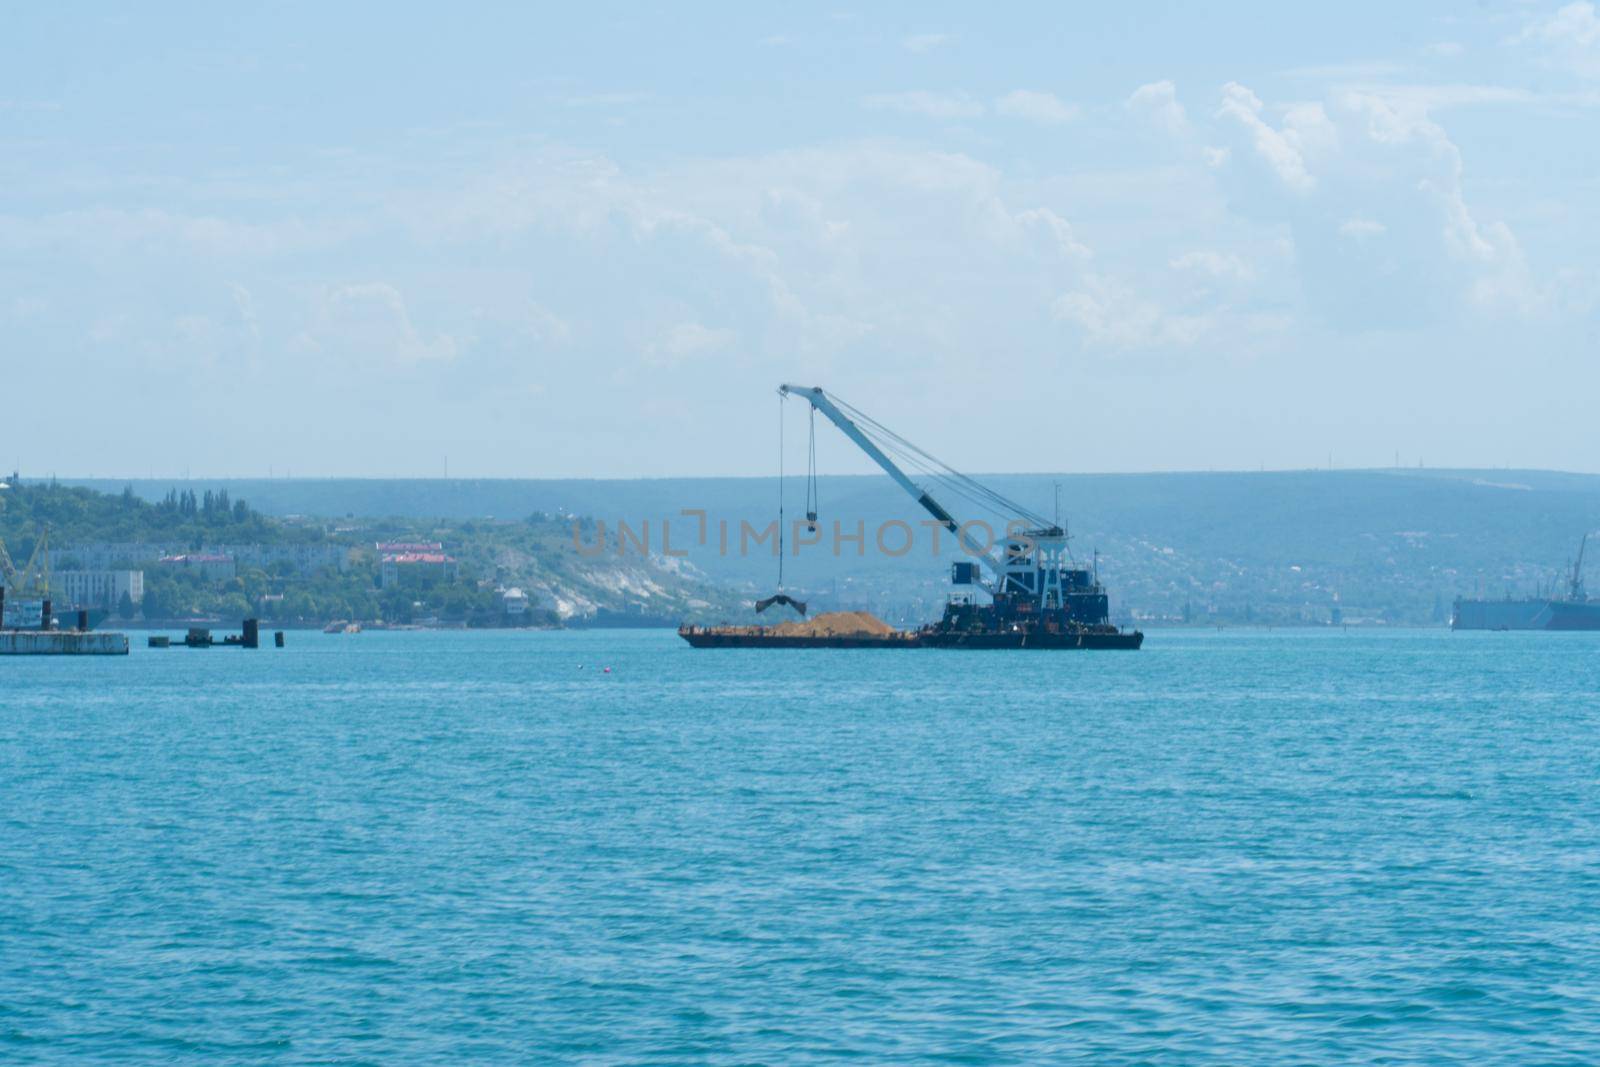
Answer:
[[64, 469, 1600, 626], [3, 479, 738, 626]]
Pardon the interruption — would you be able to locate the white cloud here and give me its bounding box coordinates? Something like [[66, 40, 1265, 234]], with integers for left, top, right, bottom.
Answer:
[[1339, 217, 1386, 239], [1015, 208, 1092, 260], [1208, 82, 1540, 323], [1352, 84, 1545, 113], [995, 89, 1079, 125], [1052, 277, 1213, 350], [1276, 60, 1410, 83], [0, 207, 326, 258], [537, 305, 572, 342], [557, 91, 653, 107], [13, 7, 1600, 478], [1170, 250, 1253, 282], [423, 142, 1131, 370], [648, 321, 735, 365], [1352, 95, 1535, 313], [903, 33, 952, 54], [228, 282, 262, 347], [862, 91, 983, 119], [1127, 80, 1189, 134], [297, 282, 459, 364], [1519, 2, 1600, 79], [1423, 41, 1465, 58], [1216, 82, 1319, 192]]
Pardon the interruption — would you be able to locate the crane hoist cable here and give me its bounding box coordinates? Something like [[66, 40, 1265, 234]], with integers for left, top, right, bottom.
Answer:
[[771, 395, 777, 591], [757, 391, 806, 617]]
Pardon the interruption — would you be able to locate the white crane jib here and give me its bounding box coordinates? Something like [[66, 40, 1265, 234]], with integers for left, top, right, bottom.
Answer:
[[778, 384, 1067, 600]]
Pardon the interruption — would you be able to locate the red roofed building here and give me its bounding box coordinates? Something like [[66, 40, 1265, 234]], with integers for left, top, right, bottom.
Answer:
[[379, 549, 458, 588]]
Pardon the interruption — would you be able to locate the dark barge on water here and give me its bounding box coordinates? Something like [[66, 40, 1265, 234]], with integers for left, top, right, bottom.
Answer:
[[679, 627, 920, 649], [680, 384, 1143, 652], [680, 622, 1142, 650]]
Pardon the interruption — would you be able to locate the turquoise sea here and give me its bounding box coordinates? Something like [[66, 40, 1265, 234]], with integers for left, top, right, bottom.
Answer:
[[3, 628, 1599, 1063]]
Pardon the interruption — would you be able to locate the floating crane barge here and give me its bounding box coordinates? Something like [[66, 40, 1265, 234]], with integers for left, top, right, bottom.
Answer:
[[680, 384, 1142, 650]]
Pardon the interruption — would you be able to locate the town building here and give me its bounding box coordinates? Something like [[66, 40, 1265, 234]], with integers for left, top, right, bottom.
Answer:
[[502, 587, 530, 618], [221, 543, 350, 574], [51, 570, 144, 610], [376, 541, 445, 553], [378, 543, 458, 588], [59, 542, 349, 575], [157, 553, 238, 582]]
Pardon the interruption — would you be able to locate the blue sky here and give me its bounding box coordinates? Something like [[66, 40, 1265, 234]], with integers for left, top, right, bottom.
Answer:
[[5, 2, 1599, 477]]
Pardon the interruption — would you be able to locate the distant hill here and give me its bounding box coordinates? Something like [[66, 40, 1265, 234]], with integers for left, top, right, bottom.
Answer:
[[64, 469, 1600, 626]]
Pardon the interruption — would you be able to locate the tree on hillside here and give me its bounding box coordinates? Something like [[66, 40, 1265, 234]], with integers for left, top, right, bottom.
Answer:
[[141, 585, 170, 620], [282, 591, 317, 620], [217, 593, 251, 620]]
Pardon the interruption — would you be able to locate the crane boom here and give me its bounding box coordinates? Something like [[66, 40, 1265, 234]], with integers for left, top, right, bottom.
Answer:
[[778, 384, 1005, 579], [0, 527, 49, 596], [1572, 533, 1589, 601]]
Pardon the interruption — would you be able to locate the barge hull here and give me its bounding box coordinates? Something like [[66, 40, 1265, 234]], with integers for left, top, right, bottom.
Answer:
[[678, 628, 1143, 649], [920, 629, 1143, 650], [680, 632, 916, 648]]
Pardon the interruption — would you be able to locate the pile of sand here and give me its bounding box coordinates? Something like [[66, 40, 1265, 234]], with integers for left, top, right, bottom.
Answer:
[[769, 611, 896, 638]]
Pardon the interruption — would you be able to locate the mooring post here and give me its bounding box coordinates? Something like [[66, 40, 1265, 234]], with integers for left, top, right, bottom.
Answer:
[[243, 618, 259, 649]]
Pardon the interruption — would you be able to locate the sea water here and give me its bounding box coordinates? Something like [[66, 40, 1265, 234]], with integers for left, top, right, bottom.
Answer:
[[3, 628, 1599, 1063]]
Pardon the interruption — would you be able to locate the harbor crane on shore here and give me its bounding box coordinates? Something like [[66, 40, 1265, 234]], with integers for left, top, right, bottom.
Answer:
[[0, 527, 51, 599]]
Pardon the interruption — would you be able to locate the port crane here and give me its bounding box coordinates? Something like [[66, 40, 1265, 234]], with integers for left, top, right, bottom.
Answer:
[[778, 384, 1104, 621], [1570, 533, 1589, 602], [0, 527, 51, 600]]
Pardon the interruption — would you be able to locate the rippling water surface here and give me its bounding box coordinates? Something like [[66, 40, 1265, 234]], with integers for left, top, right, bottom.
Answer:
[[4, 628, 1600, 1062]]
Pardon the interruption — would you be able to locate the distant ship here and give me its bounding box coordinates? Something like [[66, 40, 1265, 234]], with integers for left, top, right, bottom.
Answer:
[[1452, 534, 1600, 631]]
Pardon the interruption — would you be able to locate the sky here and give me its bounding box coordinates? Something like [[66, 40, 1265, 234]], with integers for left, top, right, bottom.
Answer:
[[4, 2, 1600, 478]]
